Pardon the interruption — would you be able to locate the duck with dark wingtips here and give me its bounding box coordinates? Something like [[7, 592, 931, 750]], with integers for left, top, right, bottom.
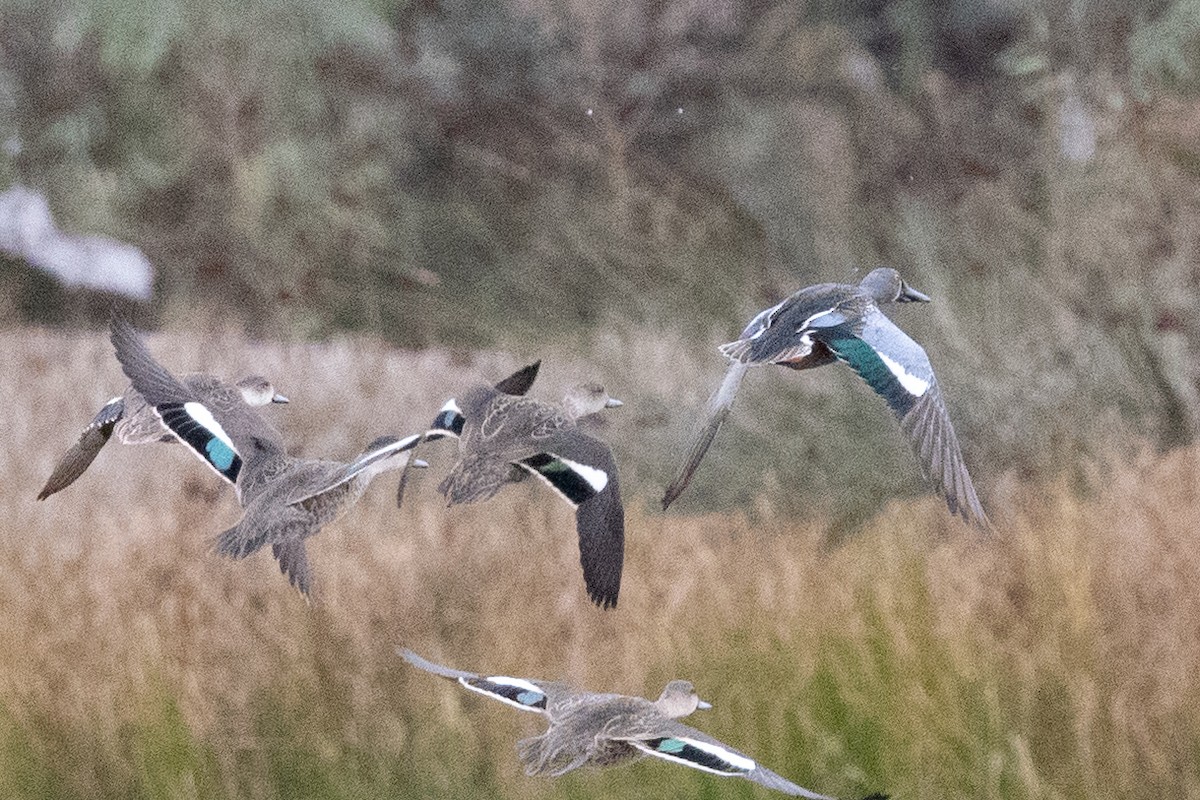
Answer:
[[38, 369, 288, 500], [662, 267, 988, 528], [399, 649, 887, 799], [108, 318, 425, 596], [407, 371, 625, 609]]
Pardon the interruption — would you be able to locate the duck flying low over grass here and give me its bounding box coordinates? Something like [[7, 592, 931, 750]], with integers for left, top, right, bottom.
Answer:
[[108, 317, 424, 596], [399, 649, 886, 799], [209, 432, 425, 596], [38, 370, 288, 500], [662, 267, 988, 527], [406, 368, 625, 609]]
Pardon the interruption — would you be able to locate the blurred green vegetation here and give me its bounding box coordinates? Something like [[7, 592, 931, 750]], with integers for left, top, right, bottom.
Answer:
[[4, 6, 1200, 793], [3, 1, 1199, 495], [3, 0, 1200, 531]]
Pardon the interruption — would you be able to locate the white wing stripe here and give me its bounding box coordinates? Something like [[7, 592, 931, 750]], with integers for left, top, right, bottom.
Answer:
[[796, 307, 839, 331], [556, 456, 609, 493], [516, 463, 579, 508], [457, 676, 548, 713], [877, 351, 930, 396], [182, 401, 237, 453], [632, 737, 757, 775], [485, 675, 543, 694]]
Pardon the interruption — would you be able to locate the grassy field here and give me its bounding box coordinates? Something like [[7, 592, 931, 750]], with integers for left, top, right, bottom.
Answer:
[[4, 326, 1200, 799]]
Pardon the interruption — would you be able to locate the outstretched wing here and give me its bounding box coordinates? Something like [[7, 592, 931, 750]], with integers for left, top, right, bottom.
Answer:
[[398, 648, 552, 714], [661, 361, 748, 510], [291, 434, 421, 508], [109, 318, 245, 485], [817, 309, 988, 527], [492, 360, 541, 396], [626, 722, 837, 799], [272, 538, 313, 597], [516, 431, 624, 609], [37, 396, 124, 500]]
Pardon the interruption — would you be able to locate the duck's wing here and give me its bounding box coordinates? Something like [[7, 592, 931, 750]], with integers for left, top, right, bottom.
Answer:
[[663, 289, 850, 510], [492, 360, 541, 396], [290, 434, 422, 508], [421, 363, 541, 449], [396, 360, 534, 508], [661, 360, 748, 510], [272, 538, 313, 597], [37, 396, 125, 500], [718, 285, 850, 367], [109, 318, 249, 485], [398, 648, 556, 714], [622, 721, 837, 799], [816, 309, 988, 527], [183, 374, 288, 452], [515, 430, 624, 609], [395, 396, 468, 508]]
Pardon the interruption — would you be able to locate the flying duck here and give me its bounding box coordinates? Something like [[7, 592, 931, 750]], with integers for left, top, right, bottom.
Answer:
[[407, 371, 625, 609], [108, 317, 423, 595], [38, 371, 288, 500], [399, 648, 885, 799], [662, 268, 987, 527]]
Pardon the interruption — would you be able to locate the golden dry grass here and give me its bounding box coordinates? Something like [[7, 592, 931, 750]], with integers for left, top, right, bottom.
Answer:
[[3, 326, 1200, 799]]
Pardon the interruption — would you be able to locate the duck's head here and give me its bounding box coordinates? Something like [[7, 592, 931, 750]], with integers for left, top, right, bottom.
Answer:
[[860, 267, 930, 304], [562, 383, 623, 420], [655, 680, 712, 719], [235, 375, 290, 406]]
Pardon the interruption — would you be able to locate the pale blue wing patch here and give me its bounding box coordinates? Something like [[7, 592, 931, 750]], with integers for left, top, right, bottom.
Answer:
[[460, 675, 549, 713], [633, 735, 757, 776], [94, 396, 125, 429], [153, 400, 243, 483], [823, 309, 935, 417], [800, 308, 849, 329], [430, 398, 464, 439], [856, 308, 934, 396]]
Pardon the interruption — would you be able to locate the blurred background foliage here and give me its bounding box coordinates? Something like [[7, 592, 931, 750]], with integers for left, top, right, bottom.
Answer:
[[3, 0, 1200, 506], [5, 3, 1200, 799]]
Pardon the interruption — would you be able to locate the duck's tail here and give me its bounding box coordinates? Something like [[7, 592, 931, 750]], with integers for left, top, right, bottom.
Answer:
[[661, 360, 748, 510]]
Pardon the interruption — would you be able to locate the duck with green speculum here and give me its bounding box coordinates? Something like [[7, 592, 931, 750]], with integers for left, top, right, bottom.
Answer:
[[662, 267, 988, 527], [108, 318, 425, 597], [399, 649, 887, 799], [405, 370, 625, 609]]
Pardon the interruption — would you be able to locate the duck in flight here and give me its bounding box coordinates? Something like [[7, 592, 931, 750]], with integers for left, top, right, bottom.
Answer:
[[399, 648, 886, 799], [38, 370, 288, 500], [405, 367, 625, 609], [662, 268, 988, 527], [108, 317, 424, 596]]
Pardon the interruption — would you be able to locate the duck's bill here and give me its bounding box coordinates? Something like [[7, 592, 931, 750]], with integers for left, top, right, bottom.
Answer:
[[604, 397, 624, 408], [898, 283, 930, 303]]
